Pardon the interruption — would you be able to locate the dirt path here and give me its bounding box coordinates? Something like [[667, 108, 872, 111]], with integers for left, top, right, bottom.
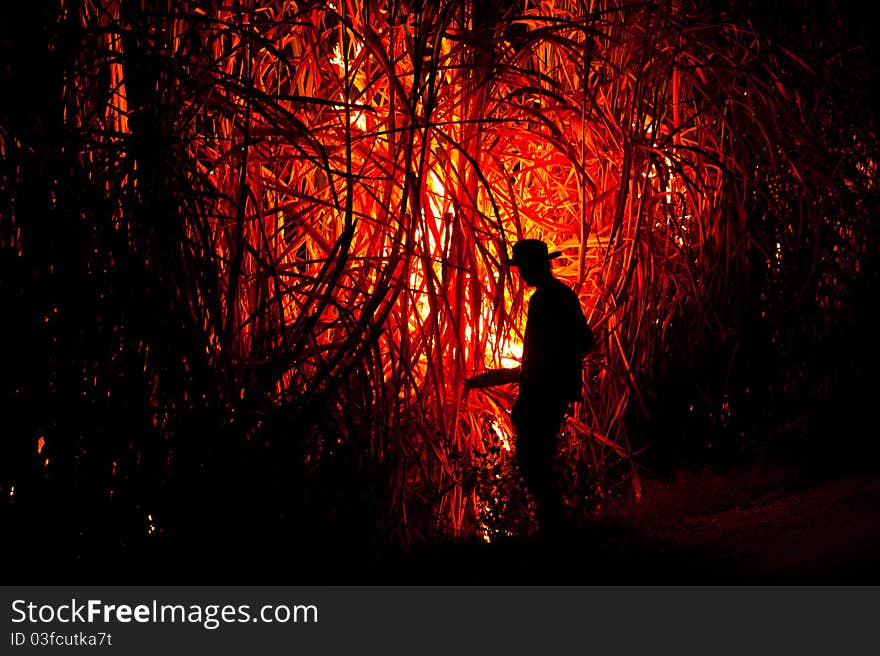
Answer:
[[581, 462, 880, 583], [389, 466, 880, 583]]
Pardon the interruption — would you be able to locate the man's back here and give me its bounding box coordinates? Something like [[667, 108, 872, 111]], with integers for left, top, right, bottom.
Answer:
[[519, 277, 594, 410]]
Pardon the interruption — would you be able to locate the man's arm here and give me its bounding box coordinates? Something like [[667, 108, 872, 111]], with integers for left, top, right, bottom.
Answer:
[[463, 367, 521, 389]]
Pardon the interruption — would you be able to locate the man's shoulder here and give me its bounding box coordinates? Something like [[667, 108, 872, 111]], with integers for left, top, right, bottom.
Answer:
[[528, 280, 577, 317], [544, 278, 579, 303]]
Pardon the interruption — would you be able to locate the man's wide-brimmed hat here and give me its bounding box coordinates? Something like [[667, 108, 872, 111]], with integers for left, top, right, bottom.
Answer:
[[502, 239, 562, 267]]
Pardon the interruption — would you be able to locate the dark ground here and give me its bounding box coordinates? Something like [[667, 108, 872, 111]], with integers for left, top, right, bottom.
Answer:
[[379, 448, 880, 584], [6, 429, 879, 585]]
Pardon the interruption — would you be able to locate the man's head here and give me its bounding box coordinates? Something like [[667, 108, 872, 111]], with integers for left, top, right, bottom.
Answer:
[[502, 239, 561, 287]]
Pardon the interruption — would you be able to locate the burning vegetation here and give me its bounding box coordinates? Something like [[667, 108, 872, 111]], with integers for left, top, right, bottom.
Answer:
[[1, 0, 878, 572]]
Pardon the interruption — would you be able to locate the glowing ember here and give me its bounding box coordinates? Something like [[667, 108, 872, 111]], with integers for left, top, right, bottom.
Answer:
[[488, 418, 512, 453]]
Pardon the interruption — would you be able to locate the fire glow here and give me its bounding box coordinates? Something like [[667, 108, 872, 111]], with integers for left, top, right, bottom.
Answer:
[[48, 0, 874, 541]]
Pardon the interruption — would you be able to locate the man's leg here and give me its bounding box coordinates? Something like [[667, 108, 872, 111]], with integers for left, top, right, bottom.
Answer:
[[515, 415, 564, 531]]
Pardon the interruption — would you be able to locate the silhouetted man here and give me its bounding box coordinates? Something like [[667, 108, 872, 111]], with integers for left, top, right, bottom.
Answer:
[[504, 239, 594, 531]]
